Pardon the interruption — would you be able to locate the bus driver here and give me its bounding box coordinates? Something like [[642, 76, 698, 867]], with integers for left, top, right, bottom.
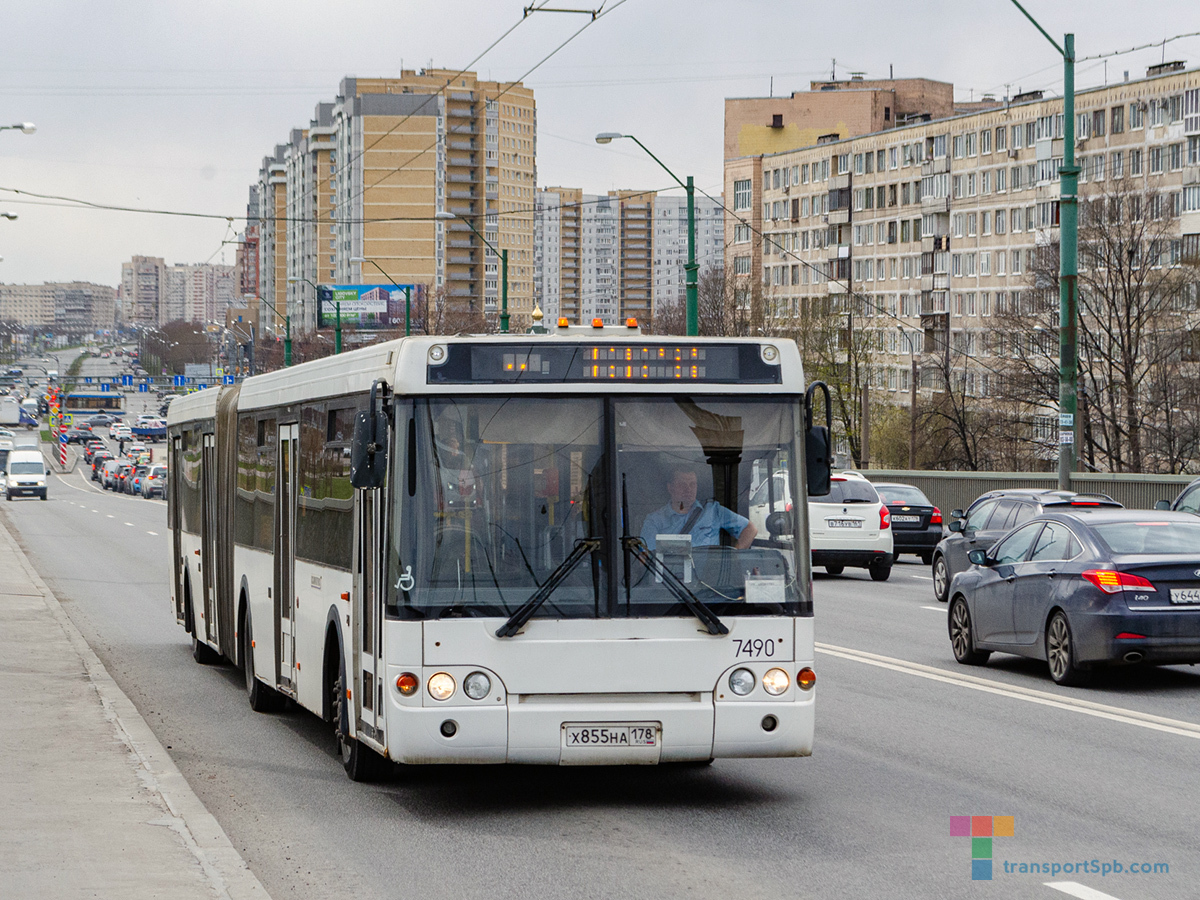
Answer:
[[640, 467, 757, 551]]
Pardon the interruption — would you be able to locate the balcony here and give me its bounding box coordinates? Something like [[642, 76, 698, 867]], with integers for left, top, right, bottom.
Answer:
[[921, 195, 950, 212], [922, 157, 950, 176], [448, 140, 475, 151], [920, 273, 950, 291], [447, 105, 474, 118], [447, 271, 475, 282], [448, 189, 477, 200], [828, 208, 850, 225], [829, 173, 851, 190]]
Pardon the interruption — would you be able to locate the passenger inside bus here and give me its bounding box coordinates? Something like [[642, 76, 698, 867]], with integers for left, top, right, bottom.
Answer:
[[639, 467, 757, 551]]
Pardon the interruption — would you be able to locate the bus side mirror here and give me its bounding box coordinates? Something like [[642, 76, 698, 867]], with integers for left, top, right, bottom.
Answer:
[[350, 380, 389, 489], [805, 381, 832, 497]]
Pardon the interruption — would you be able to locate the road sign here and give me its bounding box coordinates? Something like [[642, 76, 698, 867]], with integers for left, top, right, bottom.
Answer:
[[222, 375, 235, 385], [85, 376, 92, 383], [101, 383, 110, 392], [173, 375, 185, 387], [138, 383, 148, 392], [121, 375, 133, 386]]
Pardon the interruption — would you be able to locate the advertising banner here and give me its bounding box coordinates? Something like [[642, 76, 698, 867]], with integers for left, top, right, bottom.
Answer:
[[317, 284, 423, 329]]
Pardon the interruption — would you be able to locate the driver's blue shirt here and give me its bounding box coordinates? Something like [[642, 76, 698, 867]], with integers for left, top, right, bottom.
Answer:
[[640, 500, 750, 551]]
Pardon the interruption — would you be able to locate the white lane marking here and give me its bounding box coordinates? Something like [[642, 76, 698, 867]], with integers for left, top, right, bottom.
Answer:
[[920, 605, 945, 611], [107, 514, 114, 518], [910, 574, 933, 580], [1045, 883, 1126, 900], [815, 642, 1200, 740], [125, 522, 135, 526], [147, 531, 159, 536]]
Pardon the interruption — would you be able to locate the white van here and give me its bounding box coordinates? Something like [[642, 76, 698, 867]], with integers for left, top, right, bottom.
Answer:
[[5, 448, 47, 500]]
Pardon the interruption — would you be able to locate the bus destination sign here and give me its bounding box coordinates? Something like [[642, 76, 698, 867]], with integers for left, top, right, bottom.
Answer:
[[427, 343, 782, 385]]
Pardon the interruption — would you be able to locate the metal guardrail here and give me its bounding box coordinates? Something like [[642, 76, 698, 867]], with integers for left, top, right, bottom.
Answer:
[[860, 469, 1195, 515]]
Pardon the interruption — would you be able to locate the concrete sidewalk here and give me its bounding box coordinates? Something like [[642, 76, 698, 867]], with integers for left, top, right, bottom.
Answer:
[[0, 518, 270, 900]]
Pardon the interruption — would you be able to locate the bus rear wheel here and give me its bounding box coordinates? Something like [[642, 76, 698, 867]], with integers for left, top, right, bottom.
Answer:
[[243, 610, 283, 713]]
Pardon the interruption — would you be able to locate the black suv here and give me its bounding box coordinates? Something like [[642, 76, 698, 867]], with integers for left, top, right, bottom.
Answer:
[[931, 489, 1122, 602]]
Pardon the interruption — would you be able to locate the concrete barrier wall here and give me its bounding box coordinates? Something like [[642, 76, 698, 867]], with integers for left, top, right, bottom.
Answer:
[[859, 469, 1195, 516]]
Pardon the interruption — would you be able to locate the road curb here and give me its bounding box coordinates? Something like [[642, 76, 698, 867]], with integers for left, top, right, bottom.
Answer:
[[0, 521, 272, 900]]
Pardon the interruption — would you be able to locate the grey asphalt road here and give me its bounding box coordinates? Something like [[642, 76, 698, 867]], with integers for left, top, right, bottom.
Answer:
[[3, 476, 1197, 900]]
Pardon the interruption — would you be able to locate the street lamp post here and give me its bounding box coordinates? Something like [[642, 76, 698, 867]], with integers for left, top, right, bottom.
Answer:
[[350, 256, 411, 339], [596, 132, 697, 336], [1009, 2, 1078, 491], [257, 296, 292, 367], [0, 123, 36, 135], [433, 212, 507, 333]]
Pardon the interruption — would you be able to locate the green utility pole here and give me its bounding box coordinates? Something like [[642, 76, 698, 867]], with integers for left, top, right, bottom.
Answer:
[[284, 315, 292, 367], [404, 286, 411, 337], [500, 250, 509, 333], [335, 301, 342, 354], [685, 175, 698, 337], [594, 133, 698, 335], [1010, 2, 1077, 490]]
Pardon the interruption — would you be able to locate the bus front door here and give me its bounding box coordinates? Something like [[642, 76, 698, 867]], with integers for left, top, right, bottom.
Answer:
[[275, 423, 298, 694], [201, 433, 218, 647], [171, 435, 184, 624], [353, 488, 386, 749]]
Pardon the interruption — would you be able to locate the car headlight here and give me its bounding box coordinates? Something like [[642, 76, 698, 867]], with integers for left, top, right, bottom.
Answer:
[[762, 668, 790, 695], [427, 672, 456, 701], [463, 671, 491, 700], [728, 668, 756, 696]]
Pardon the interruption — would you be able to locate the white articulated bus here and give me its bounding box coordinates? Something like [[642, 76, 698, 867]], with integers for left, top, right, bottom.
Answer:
[[167, 329, 830, 780]]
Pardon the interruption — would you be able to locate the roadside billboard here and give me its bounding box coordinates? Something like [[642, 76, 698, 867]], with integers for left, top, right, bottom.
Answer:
[[317, 284, 424, 329]]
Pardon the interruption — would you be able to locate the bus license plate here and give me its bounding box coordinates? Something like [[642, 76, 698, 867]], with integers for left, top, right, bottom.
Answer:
[[1169, 588, 1200, 604], [827, 519, 862, 528], [563, 723, 658, 748]]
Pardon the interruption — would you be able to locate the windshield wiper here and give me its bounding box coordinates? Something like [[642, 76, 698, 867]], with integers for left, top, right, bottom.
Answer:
[[495, 538, 602, 637], [621, 536, 729, 636]]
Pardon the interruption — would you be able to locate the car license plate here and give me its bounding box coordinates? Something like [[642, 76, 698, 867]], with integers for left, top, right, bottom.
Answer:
[[1169, 588, 1200, 604], [891, 514, 921, 523], [562, 723, 658, 748], [827, 518, 862, 528]]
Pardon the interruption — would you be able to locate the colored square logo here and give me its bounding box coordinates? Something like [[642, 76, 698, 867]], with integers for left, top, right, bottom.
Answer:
[[952, 816, 1012, 880], [972, 859, 993, 881], [972, 838, 992, 858], [971, 816, 993, 836], [950, 816, 971, 837]]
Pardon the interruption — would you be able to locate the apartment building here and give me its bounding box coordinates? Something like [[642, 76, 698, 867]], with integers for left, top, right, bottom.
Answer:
[[0, 282, 116, 333], [535, 188, 724, 324], [736, 61, 1200, 403], [119, 256, 167, 326], [252, 70, 537, 334]]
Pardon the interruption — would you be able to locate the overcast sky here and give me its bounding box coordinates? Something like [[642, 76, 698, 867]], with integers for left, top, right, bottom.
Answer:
[[1, 0, 1197, 288]]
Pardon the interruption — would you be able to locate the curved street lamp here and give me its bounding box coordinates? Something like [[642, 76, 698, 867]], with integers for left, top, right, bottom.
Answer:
[[0, 123, 36, 135], [434, 211, 508, 333], [596, 132, 697, 336]]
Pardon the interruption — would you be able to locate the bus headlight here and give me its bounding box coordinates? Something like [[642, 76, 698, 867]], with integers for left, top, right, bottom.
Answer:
[[762, 668, 790, 695], [427, 672, 456, 701], [463, 671, 491, 700], [729, 668, 755, 696]]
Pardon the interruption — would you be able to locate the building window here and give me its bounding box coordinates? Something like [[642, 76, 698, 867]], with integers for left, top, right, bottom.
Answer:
[[1170, 143, 1184, 171], [1111, 105, 1124, 134], [733, 179, 751, 211], [1150, 146, 1164, 174], [734, 256, 750, 275], [734, 223, 751, 243], [1130, 100, 1144, 130]]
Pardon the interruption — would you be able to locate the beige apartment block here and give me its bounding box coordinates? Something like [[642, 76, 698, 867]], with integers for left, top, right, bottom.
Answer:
[[252, 69, 537, 334], [0, 282, 115, 333], [737, 62, 1200, 419], [119, 256, 167, 326]]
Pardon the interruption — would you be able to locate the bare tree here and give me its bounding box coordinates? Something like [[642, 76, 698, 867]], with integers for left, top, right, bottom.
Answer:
[[997, 177, 1200, 473]]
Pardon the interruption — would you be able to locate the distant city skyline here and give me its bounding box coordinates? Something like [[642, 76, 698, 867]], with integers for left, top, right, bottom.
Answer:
[[2, 0, 1198, 285]]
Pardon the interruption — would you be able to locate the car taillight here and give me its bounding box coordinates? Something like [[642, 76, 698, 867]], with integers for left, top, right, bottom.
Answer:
[[1081, 570, 1156, 594], [931, 507, 942, 525], [785, 502, 792, 511], [879, 506, 890, 529]]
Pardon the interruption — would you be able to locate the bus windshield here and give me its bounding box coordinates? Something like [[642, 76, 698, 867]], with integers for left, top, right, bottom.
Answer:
[[389, 395, 804, 622]]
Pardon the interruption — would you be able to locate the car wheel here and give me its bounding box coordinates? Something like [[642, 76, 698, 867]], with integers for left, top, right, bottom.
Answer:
[[920, 551, 934, 566], [949, 597, 990, 666], [869, 561, 892, 582], [825, 565, 844, 576], [1046, 610, 1091, 686], [932, 554, 950, 603], [40, 490, 47, 501]]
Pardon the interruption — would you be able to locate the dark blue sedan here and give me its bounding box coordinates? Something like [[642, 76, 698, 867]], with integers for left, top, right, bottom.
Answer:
[[946, 510, 1200, 685]]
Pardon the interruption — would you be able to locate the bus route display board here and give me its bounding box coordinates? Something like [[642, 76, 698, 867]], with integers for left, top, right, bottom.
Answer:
[[427, 343, 783, 385]]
